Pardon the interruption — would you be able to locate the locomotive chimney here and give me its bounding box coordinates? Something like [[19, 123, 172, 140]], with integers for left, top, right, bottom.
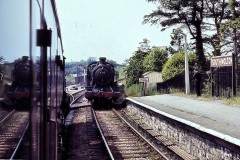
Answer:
[[22, 56, 29, 62], [99, 57, 106, 64]]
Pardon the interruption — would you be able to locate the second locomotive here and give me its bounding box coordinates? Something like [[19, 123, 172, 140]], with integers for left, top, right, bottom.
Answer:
[[85, 57, 125, 105]]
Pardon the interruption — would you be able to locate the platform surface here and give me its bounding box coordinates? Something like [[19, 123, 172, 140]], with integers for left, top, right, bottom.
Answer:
[[128, 94, 240, 141]]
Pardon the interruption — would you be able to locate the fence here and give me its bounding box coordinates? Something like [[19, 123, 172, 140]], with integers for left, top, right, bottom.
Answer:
[[157, 69, 240, 98], [211, 67, 232, 97]]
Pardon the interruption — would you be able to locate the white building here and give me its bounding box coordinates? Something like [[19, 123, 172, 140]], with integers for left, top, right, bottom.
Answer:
[[142, 71, 163, 89]]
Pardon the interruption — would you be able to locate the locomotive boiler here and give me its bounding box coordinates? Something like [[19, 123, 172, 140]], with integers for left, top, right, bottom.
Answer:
[[3, 56, 36, 105], [85, 57, 125, 105]]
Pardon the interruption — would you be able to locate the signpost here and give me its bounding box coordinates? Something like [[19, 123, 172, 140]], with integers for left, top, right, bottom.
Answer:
[[139, 77, 149, 96], [139, 77, 149, 83]]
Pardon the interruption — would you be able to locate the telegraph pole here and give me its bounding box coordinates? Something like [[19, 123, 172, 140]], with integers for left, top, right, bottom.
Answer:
[[232, 28, 237, 96], [183, 33, 190, 94]]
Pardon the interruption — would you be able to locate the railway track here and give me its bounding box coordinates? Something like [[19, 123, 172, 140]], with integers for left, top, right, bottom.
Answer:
[[68, 89, 88, 108], [93, 108, 171, 160], [64, 106, 110, 159], [0, 109, 29, 159], [66, 91, 183, 159]]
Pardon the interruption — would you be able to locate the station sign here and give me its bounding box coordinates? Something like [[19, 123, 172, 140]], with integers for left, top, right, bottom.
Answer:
[[139, 77, 149, 82], [211, 55, 233, 67]]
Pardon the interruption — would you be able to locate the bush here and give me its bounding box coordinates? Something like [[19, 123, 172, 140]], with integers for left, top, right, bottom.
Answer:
[[162, 51, 197, 81], [125, 84, 161, 97], [145, 87, 161, 96], [125, 84, 142, 97]]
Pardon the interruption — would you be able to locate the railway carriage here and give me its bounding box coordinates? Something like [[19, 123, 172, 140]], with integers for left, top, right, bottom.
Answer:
[[0, 0, 68, 159]]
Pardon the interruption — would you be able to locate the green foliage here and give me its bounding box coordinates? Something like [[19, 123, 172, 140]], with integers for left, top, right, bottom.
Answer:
[[220, 17, 240, 42], [166, 46, 177, 55], [225, 97, 240, 105], [170, 29, 185, 51], [143, 0, 207, 68], [143, 47, 168, 72], [138, 38, 151, 52], [86, 57, 97, 65], [161, 51, 196, 81], [65, 76, 75, 85], [125, 84, 142, 97], [124, 49, 148, 86], [145, 87, 161, 96], [117, 66, 126, 80], [65, 57, 118, 76], [125, 84, 161, 97], [162, 52, 184, 81]]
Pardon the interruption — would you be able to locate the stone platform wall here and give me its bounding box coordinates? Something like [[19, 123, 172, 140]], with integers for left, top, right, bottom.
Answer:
[[125, 101, 240, 160]]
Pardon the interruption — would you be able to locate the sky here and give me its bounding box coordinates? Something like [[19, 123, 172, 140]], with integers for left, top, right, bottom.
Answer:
[[0, 1, 29, 63], [0, 0, 172, 64], [56, 0, 172, 64]]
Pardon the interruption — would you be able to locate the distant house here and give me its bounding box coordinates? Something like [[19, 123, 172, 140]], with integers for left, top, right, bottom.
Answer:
[[142, 71, 163, 89]]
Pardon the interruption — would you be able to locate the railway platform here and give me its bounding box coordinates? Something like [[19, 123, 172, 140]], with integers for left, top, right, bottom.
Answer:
[[127, 94, 240, 144]]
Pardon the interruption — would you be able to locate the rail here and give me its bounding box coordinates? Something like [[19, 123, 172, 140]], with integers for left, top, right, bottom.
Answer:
[[69, 91, 85, 106], [112, 109, 170, 160], [0, 111, 29, 159], [0, 109, 15, 124], [91, 108, 115, 160], [10, 122, 29, 160], [92, 108, 170, 159]]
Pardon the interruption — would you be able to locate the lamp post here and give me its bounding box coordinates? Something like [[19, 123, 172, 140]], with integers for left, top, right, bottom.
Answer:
[[183, 33, 190, 94], [172, 28, 190, 94]]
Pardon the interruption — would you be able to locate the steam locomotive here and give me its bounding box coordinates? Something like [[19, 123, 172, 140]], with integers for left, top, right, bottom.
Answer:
[[85, 57, 125, 106], [3, 56, 37, 105]]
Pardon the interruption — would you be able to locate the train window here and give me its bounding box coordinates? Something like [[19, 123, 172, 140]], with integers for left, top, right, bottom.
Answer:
[[0, 1, 32, 159], [0, 1, 65, 159]]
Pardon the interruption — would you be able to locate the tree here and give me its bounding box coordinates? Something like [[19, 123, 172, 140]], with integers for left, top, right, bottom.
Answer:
[[219, 0, 240, 55], [202, 0, 233, 56], [165, 46, 177, 55], [170, 29, 185, 52], [124, 49, 148, 86], [106, 59, 117, 67], [0, 56, 5, 72], [138, 38, 151, 52], [143, 0, 206, 69], [0, 56, 5, 85], [161, 51, 197, 81], [143, 47, 168, 72], [86, 57, 97, 65]]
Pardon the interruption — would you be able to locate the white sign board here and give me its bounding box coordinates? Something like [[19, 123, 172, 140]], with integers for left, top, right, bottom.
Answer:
[[139, 77, 149, 82], [211, 55, 232, 67]]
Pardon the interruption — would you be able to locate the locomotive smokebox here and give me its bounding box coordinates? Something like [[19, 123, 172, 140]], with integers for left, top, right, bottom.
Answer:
[[99, 57, 106, 64]]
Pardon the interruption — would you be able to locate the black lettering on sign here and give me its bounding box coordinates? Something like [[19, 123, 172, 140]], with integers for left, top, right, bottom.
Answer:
[[211, 55, 232, 67]]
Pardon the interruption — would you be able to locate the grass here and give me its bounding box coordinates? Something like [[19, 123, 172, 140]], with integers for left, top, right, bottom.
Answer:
[[125, 84, 240, 105], [224, 97, 240, 105], [125, 84, 161, 97], [125, 84, 142, 97], [172, 92, 240, 105]]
